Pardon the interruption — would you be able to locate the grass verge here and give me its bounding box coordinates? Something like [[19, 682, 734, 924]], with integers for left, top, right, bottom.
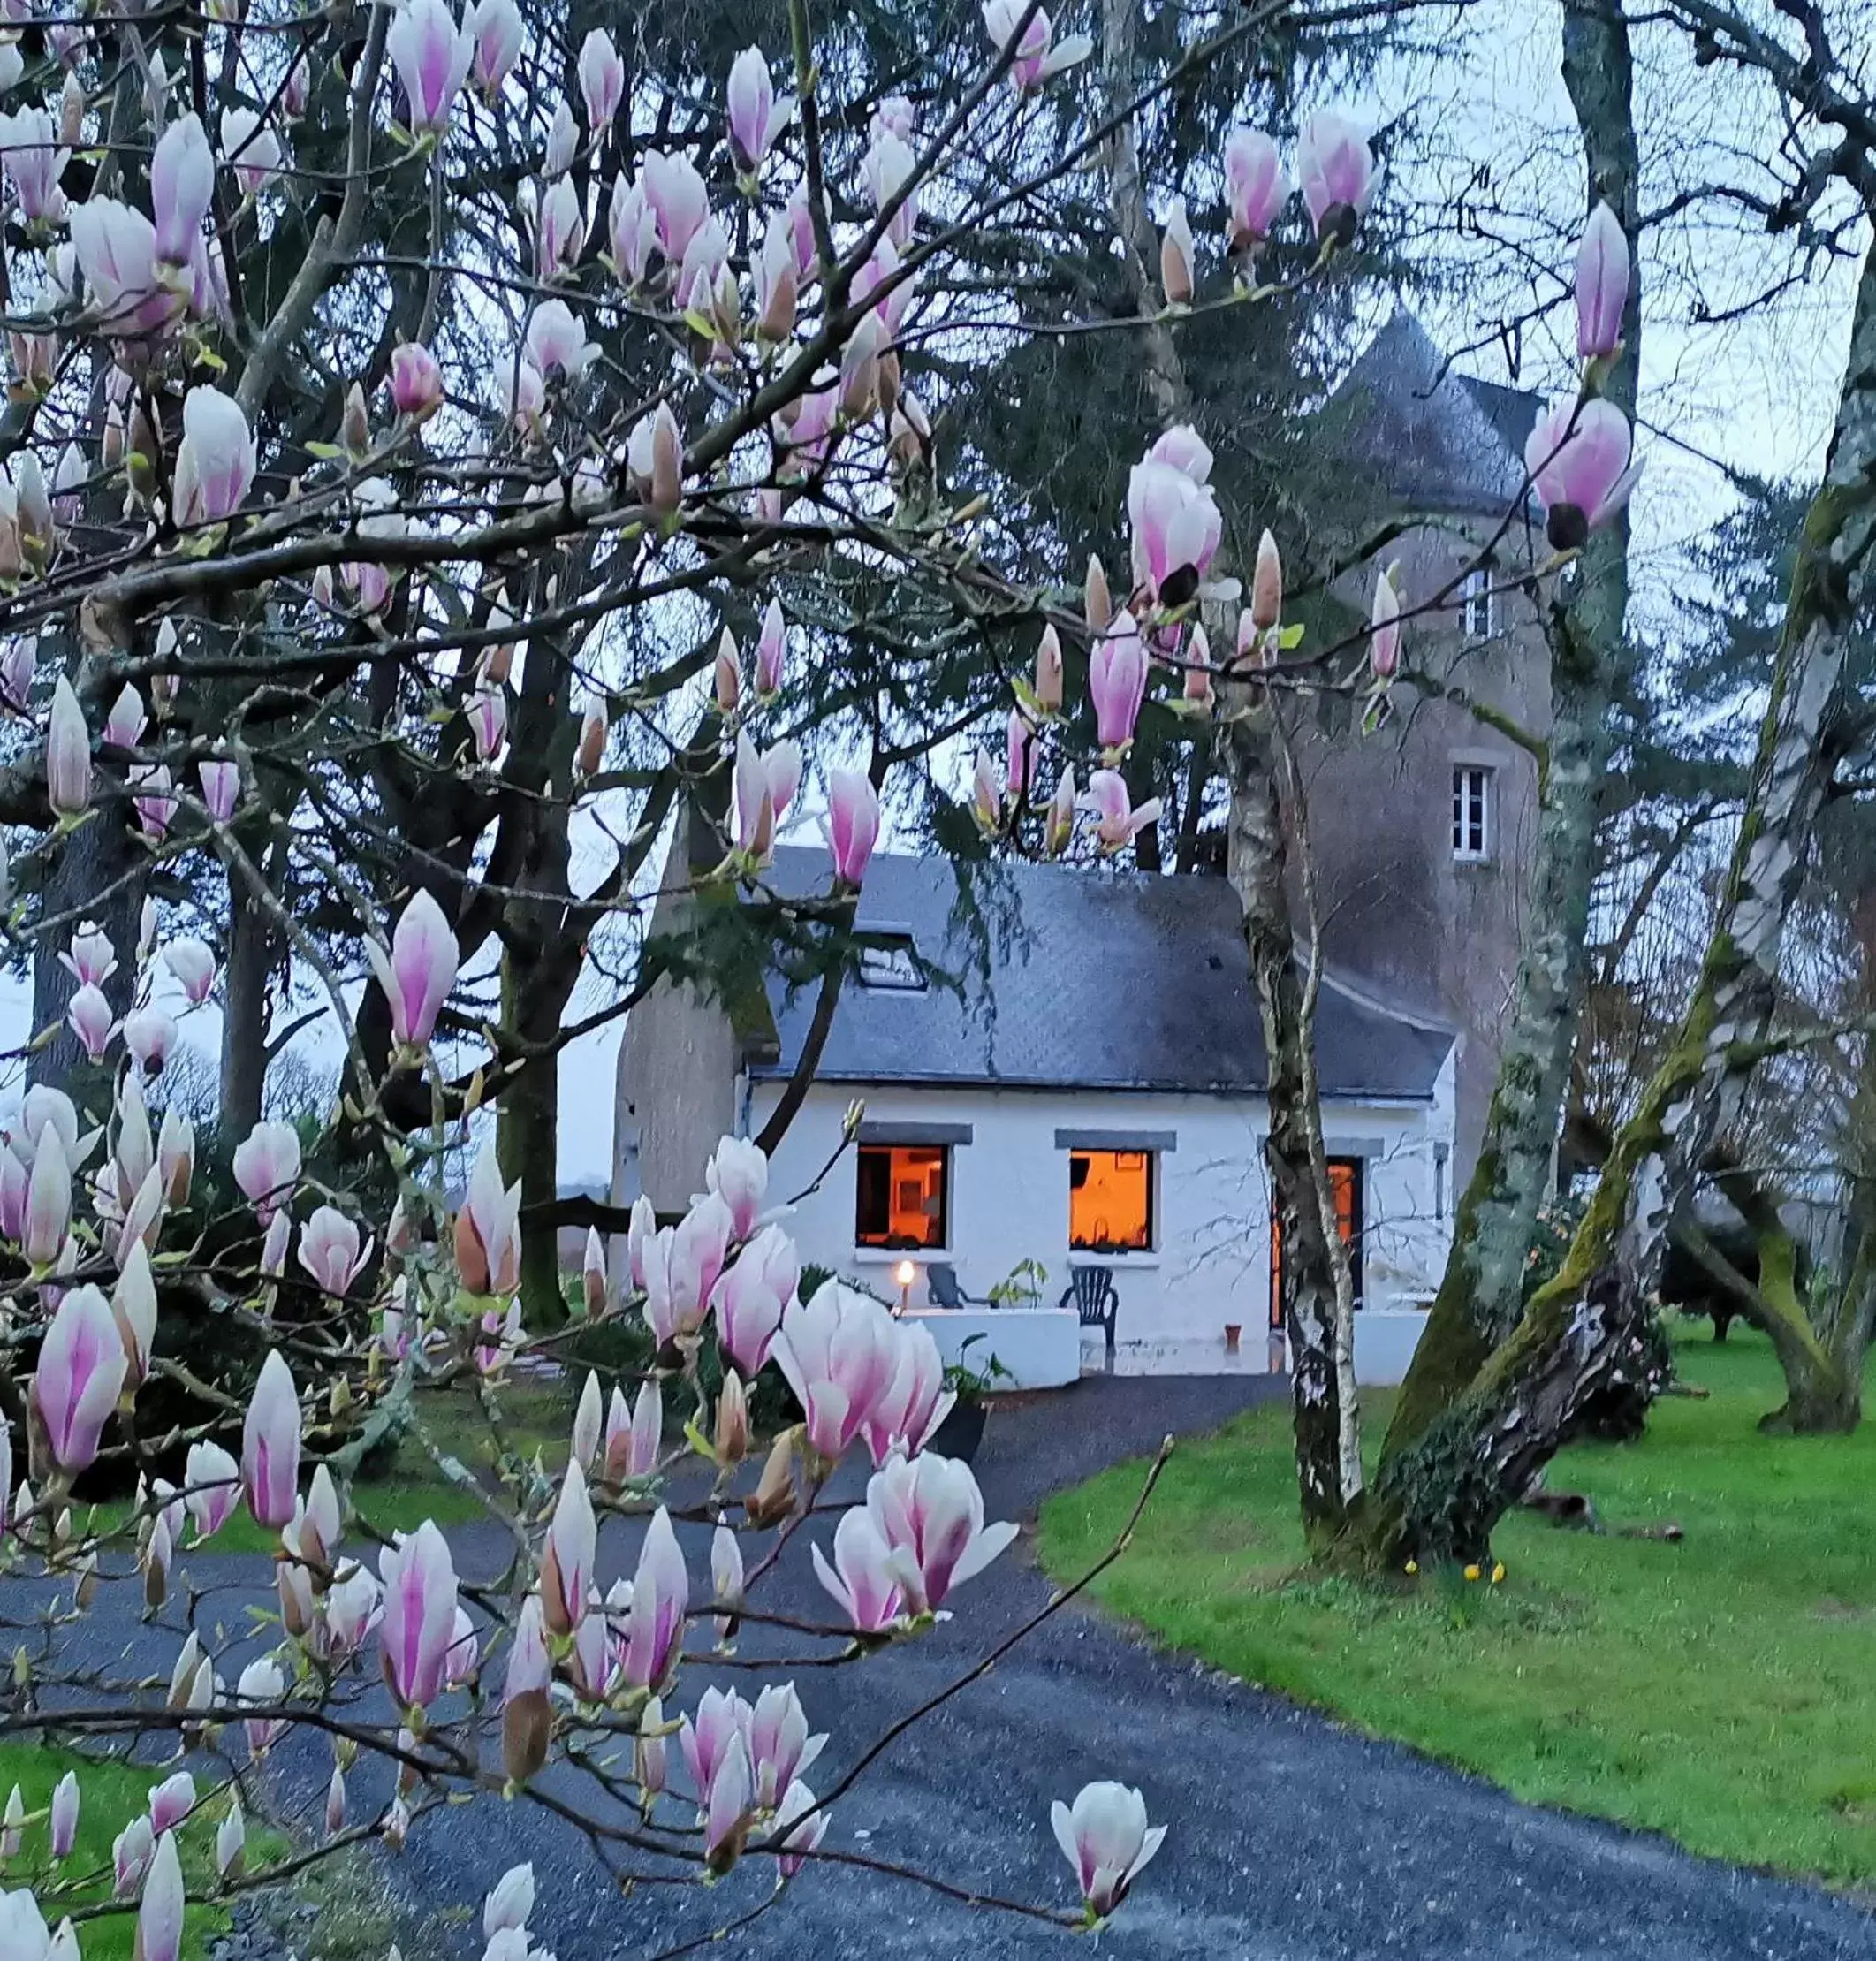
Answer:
[[1037, 1324, 1876, 1888]]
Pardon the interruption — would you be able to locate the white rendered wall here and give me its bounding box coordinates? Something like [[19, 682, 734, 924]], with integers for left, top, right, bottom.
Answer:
[[745, 1060, 1455, 1373]]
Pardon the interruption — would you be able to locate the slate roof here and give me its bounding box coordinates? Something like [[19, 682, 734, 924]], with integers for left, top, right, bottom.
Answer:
[[749, 848, 1454, 1102], [1329, 313, 1543, 518]]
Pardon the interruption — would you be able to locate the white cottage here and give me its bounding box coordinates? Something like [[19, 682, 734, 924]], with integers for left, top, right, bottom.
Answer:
[[614, 848, 1456, 1387]]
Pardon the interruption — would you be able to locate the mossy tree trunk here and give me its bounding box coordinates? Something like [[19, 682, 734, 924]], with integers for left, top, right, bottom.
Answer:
[[1380, 0, 1642, 1467], [1360, 226, 1876, 1563]]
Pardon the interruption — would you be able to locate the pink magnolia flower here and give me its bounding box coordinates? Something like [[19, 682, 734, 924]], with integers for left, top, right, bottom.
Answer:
[[776, 1778, 827, 1878], [1159, 197, 1194, 305], [541, 1458, 596, 1635], [390, 341, 444, 420], [455, 1144, 521, 1295], [233, 1119, 300, 1221], [711, 1223, 796, 1374], [772, 1280, 899, 1463], [298, 1205, 371, 1296], [704, 1135, 768, 1239], [200, 757, 239, 821], [866, 1450, 1016, 1612], [241, 1350, 301, 1526], [680, 1684, 750, 1801], [1576, 200, 1628, 361], [1089, 612, 1149, 749], [971, 749, 1000, 834], [236, 1654, 285, 1754], [65, 983, 114, 1060], [1082, 770, 1161, 855], [608, 171, 656, 284], [577, 30, 624, 137], [811, 1507, 904, 1631], [103, 684, 147, 749], [114, 1813, 155, 1897], [1297, 111, 1378, 244], [0, 638, 33, 711], [1225, 126, 1288, 247], [620, 1505, 688, 1691], [468, 0, 522, 95], [524, 296, 597, 378], [45, 675, 90, 819], [748, 1684, 824, 1811], [150, 112, 213, 266], [726, 47, 793, 171], [1524, 398, 1642, 550], [827, 769, 881, 888], [1370, 566, 1401, 680], [184, 1439, 239, 1539], [642, 1192, 733, 1345], [162, 938, 216, 1007], [49, 1769, 79, 1858], [1051, 1781, 1166, 1919], [171, 386, 256, 527], [981, 0, 1092, 88], [755, 599, 786, 695], [219, 107, 283, 198], [642, 149, 710, 261], [130, 764, 178, 842], [387, 0, 473, 135], [59, 920, 115, 990], [24, 1125, 71, 1265], [704, 1734, 753, 1869], [148, 1771, 194, 1837], [860, 1319, 953, 1467], [32, 1283, 125, 1471], [534, 175, 583, 280], [69, 198, 178, 337], [626, 400, 684, 514], [368, 888, 458, 1050], [602, 1379, 661, 1485], [1006, 710, 1037, 804], [1128, 455, 1220, 606], [136, 1830, 185, 1961], [860, 131, 916, 250], [0, 105, 70, 224], [379, 1519, 460, 1709]]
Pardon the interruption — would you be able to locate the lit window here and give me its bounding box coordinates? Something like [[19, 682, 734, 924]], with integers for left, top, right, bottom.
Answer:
[[1452, 764, 1492, 862], [857, 938, 925, 990], [856, 1144, 948, 1249], [1069, 1150, 1154, 1253], [1460, 566, 1495, 639], [1269, 1158, 1363, 1328]]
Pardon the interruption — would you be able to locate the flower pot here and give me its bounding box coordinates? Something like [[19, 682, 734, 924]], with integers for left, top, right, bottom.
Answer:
[[1223, 1323, 1242, 1356], [929, 1399, 987, 1463]]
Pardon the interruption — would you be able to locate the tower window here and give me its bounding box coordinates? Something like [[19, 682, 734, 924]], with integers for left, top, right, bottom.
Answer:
[[1453, 764, 1492, 862]]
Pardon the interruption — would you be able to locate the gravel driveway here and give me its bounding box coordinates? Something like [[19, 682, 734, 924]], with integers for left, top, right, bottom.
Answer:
[[17, 1374, 1876, 1960]]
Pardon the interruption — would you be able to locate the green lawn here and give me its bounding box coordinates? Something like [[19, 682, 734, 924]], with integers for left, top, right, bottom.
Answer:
[[1038, 1324, 1876, 1889], [0, 1745, 239, 1958]]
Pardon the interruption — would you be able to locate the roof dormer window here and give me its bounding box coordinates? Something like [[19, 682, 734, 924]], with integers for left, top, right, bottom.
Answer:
[[857, 935, 925, 991]]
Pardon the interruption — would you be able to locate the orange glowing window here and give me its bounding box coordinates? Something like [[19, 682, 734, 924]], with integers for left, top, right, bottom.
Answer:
[[855, 1145, 948, 1250], [1068, 1151, 1153, 1253], [1270, 1158, 1363, 1328]]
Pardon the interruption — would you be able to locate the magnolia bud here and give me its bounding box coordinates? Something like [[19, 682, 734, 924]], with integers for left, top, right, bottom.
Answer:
[[339, 382, 369, 457], [745, 1430, 796, 1528], [1084, 554, 1111, 634]]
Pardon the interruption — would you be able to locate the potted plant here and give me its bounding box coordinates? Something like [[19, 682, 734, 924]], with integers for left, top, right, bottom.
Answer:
[[928, 1334, 1012, 1463]]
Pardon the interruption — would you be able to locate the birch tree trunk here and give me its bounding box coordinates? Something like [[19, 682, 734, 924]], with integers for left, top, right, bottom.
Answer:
[[1100, 0, 1356, 1536]]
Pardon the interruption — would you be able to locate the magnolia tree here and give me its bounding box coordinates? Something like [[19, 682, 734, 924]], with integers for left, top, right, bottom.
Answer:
[[0, 0, 1441, 1949]]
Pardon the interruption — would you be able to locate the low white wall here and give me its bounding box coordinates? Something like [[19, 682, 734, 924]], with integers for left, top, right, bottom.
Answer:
[[902, 1306, 1080, 1390], [748, 1076, 1454, 1372]]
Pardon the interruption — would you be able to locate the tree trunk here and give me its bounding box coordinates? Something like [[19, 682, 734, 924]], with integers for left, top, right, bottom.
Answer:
[[497, 947, 578, 1331], [218, 846, 283, 1141], [1360, 228, 1876, 1563], [1381, 0, 1643, 1463], [1223, 701, 1354, 1545]]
